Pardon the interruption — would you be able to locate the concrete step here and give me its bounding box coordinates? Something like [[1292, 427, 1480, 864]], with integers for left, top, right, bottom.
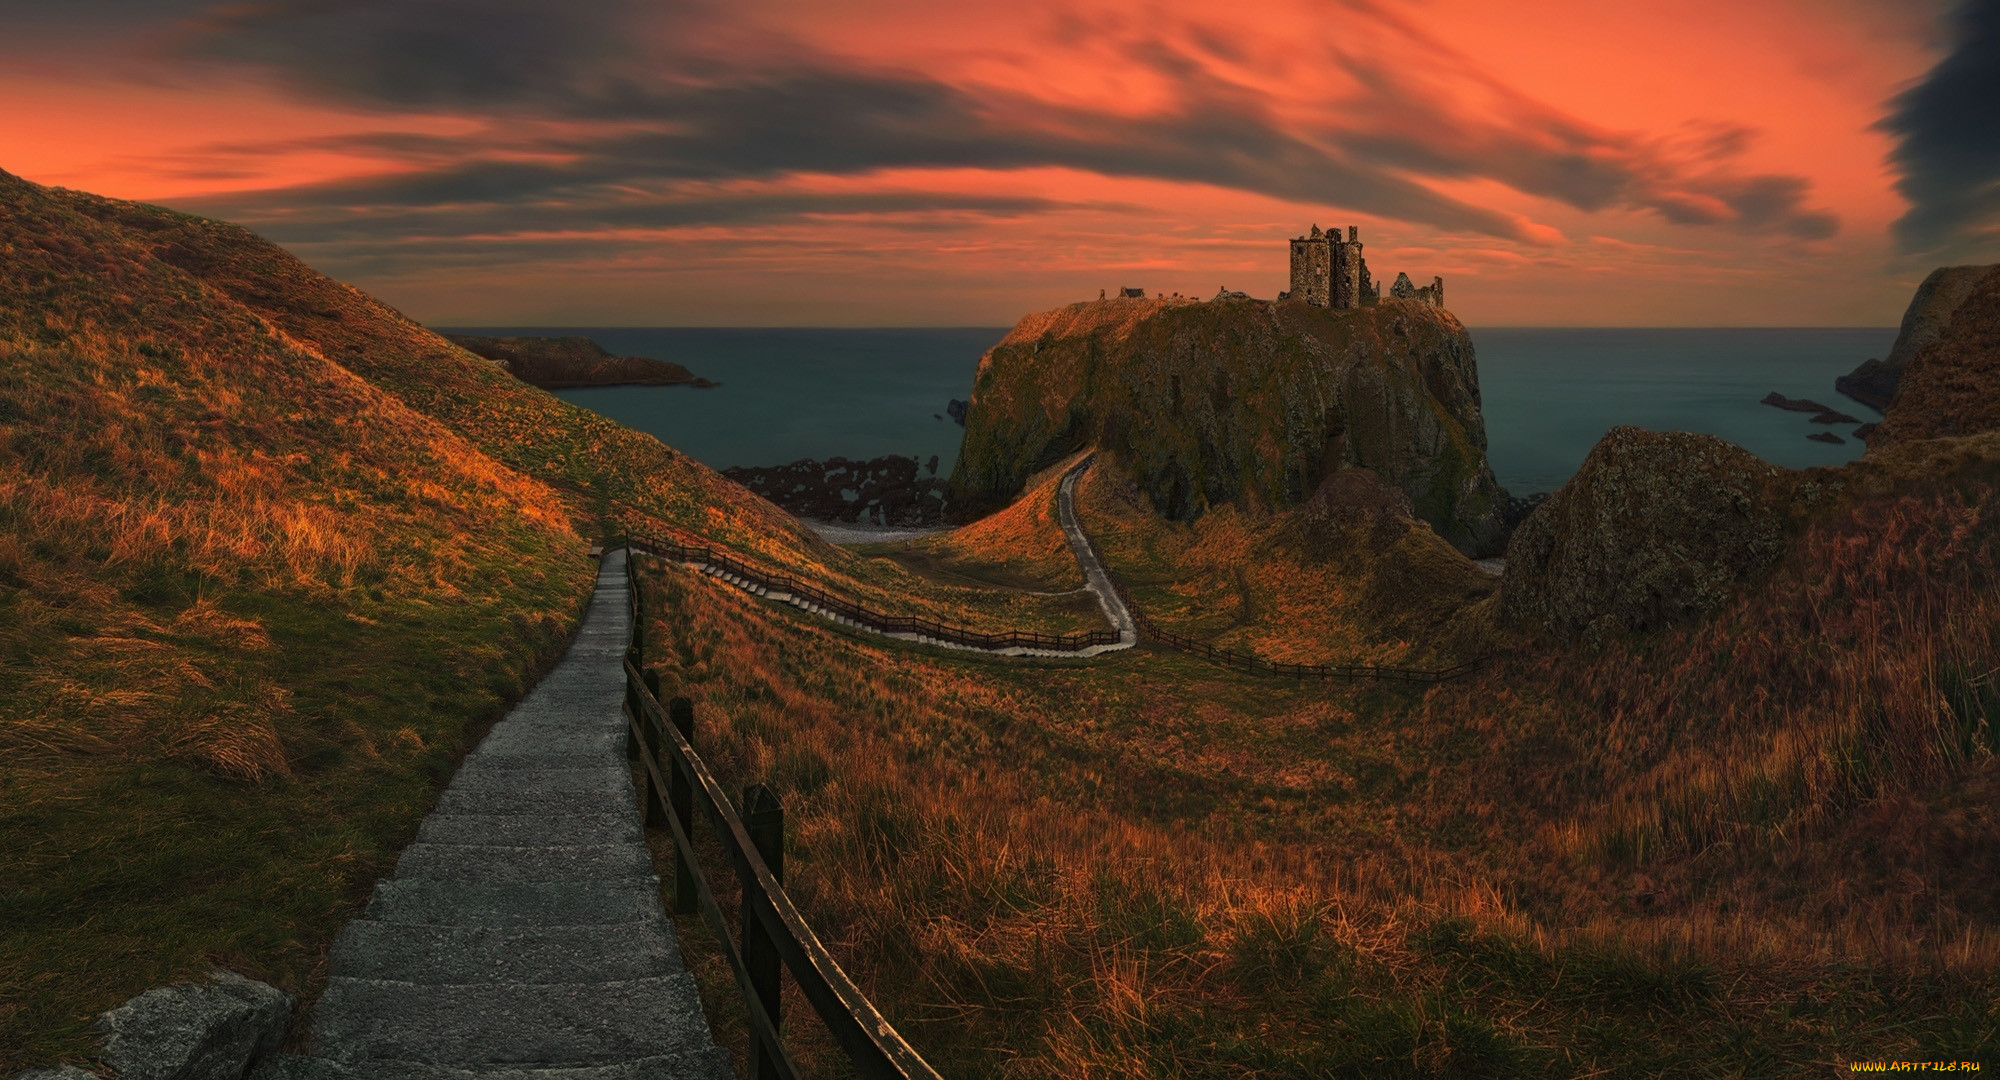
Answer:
[[328, 921, 679, 984], [445, 765, 633, 796], [308, 974, 721, 1067], [363, 878, 663, 928], [392, 842, 655, 883], [416, 813, 641, 848], [432, 785, 634, 818], [460, 750, 621, 772], [254, 1048, 732, 1080], [472, 731, 626, 757]]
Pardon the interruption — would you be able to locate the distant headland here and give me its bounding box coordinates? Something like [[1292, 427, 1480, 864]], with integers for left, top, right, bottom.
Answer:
[[445, 333, 718, 390]]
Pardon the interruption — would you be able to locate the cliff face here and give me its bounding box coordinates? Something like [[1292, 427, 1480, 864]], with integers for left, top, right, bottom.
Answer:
[[1867, 265, 2000, 447], [951, 296, 1508, 556], [1838, 265, 1998, 411]]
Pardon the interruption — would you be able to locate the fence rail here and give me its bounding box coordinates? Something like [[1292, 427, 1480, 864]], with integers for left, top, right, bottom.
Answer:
[[619, 532, 1119, 653], [621, 556, 943, 1080]]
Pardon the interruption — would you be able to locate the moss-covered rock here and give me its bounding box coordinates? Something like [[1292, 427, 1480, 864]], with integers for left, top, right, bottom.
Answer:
[[1499, 427, 1802, 643], [950, 296, 1508, 555]]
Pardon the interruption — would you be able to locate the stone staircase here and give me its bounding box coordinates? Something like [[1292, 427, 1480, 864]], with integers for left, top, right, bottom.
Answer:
[[257, 550, 732, 1080]]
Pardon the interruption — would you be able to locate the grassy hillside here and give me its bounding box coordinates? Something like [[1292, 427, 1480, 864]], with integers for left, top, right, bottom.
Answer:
[[631, 489, 1998, 1075], [856, 452, 1091, 593], [35, 171, 1099, 633], [0, 169, 595, 1069], [630, 442, 2000, 1074], [1073, 459, 1496, 669], [0, 168, 1101, 1069]]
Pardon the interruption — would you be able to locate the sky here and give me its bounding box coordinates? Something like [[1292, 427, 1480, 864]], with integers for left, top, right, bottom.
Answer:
[[4, 0, 1997, 327]]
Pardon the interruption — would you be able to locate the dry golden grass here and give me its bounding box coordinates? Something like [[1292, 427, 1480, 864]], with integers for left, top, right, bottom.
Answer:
[[1, 169, 602, 1069], [633, 533, 1998, 1077], [876, 450, 1091, 592], [1071, 458, 1495, 669], [0, 166, 1128, 1069]]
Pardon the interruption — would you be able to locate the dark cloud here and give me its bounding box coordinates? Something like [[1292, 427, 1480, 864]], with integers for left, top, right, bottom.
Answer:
[[187, 186, 1076, 248], [112, 0, 1841, 259], [1880, 0, 2000, 259]]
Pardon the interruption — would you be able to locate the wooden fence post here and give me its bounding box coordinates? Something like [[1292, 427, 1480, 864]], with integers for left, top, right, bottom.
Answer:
[[630, 572, 645, 662], [641, 671, 666, 828], [669, 696, 697, 915], [743, 783, 785, 1080]]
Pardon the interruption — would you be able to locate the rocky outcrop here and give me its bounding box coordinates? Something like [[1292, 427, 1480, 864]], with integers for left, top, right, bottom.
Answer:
[[94, 970, 292, 1080], [1500, 428, 1802, 643], [725, 454, 949, 526], [1868, 266, 2000, 448], [1761, 392, 1857, 423], [951, 296, 1508, 556], [444, 334, 717, 390], [1836, 265, 1998, 411]]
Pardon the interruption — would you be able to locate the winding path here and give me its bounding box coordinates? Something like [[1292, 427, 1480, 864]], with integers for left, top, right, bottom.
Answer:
[[260, 550, 733, 1080], [666, 458, 1135, 659]]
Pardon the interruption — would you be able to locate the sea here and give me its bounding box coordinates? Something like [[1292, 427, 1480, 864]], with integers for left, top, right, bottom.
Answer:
[[438, 326, 1899, 497]]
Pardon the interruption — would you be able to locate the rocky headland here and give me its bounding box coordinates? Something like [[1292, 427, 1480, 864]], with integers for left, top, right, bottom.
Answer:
[[1835, 264, 1997, 412], [1503, 261, 2000, 645], [1864, 264, 2000, 448], [950, 295, 1509, 557], [445, 334, 717, 390], [724, 454, 950, 527]]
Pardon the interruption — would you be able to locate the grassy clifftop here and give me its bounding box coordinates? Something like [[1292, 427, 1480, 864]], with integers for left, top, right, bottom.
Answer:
[[0, 168, 601, 1067], [0, 167, 1092, 1068], [951, 296, 1508, 556]]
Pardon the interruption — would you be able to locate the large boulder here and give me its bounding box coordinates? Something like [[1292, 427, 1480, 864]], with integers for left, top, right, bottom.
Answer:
[[1500, 428, 1801, 643], [1837, 265, 1997, 411], [951, 296, 1508, 556], [1868, 266, 2000, 447], [95, 971, 293, 1080]]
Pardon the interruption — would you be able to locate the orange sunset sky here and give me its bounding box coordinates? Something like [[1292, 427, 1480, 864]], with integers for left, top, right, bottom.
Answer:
[[5, 0, 1997, 326]]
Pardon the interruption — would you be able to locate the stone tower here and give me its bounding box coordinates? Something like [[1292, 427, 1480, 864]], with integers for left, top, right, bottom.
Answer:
[[1287, 224, 1367, 309], [1288, 225, 1332, 306]]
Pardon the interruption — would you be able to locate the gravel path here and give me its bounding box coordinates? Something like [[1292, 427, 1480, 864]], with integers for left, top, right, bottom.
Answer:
[[259, 550, 732, 1080], [1056, 459, 1137, 647]]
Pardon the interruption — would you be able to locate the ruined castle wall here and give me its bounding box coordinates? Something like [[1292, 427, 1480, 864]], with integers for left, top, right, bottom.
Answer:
[[1289, 238, 1331, 306], [1331, 235, 1361, 310]]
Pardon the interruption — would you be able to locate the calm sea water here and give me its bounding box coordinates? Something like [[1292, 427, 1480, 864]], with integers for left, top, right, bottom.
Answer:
[[439, 325, 1898, 496]]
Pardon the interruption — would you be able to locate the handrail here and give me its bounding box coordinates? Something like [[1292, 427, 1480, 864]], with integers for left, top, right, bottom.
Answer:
[[617, 532, 1119, 653], [620, 552, 944, 1079]]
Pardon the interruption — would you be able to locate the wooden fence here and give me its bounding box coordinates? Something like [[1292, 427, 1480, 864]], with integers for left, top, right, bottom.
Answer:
[[622, 555, 943, 1080], [621, 532, 1119, 653]]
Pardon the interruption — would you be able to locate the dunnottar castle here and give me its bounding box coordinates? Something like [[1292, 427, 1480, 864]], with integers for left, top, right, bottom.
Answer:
[[1106, 224, 1444, 308], [1283, 224, 1443, 308]]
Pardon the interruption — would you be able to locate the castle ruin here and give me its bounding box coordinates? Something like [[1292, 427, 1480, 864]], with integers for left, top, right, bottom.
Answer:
[[1283, 224, 1441, 309], [1097, 224, 1444, 309]]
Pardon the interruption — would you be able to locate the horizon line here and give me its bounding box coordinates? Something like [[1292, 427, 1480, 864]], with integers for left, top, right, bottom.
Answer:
[[427, 323, 1903, 332]]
